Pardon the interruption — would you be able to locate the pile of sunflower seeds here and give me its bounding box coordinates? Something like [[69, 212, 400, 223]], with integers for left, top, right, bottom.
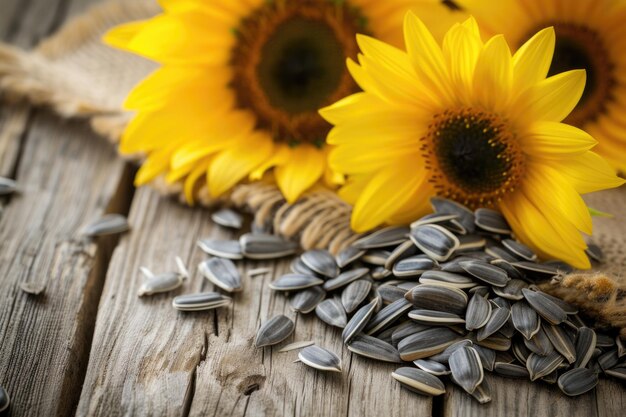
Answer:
[[199, 198, 624, 404]]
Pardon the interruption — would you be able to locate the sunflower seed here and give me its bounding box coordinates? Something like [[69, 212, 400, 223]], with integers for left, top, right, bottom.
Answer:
[[343, 299, 378, 343], [512, 261, 559, 278], [290, 286, 326, 314], [371, 266, 393, 280], [574, 327, 597, 368], [396, 281, 420, 291], [336, 246, 366, 268], [617, 336, 625, 358], [494, 362, 529, 378], [172, 292, 232, 311], [585, 242, 604, 263], [362, 250, 391, 266], [475, 333, 511, 351], [409, 309, 465, 325], [393, 255, 437, 277], [198, 258, 242, 292], [378, 284, 407, 304], [544, 323, 576, 364], [347, 334, 402, 363], [82, 214, 130, 237], [404, 284, 467, 315], [431, 197, 476, 234], [490, 259, 525, 280], [460, 260, 509, 287], [474, 208, 511, 234], [542, 370, 559, 384], [558, 368, 598, 396], [0, 176, 17, 195], [449, 346, 484, 394], [470, 377, 492, 404], [543, 260, 574, 274], [539, 292, 578, 315], [411, 212, 459, 228], [492, 279, 527, 300], [522, 288, 567, 325], [524, 325, 554, 356], [323, 268, 369, 291], [211, 208, 243, 229], [596, 333, 616, 348], [197, 239, 243, 260], [527, 351, 564, 381], [473, 345, 496, 371], [240, 233, 298, 259], [298, 346, 342, 372], [0, 385, 9, 413], [418, 270, 476, 289], [598, 349, 620, 371], [512, 339, 531, 364], [365, 298, 412, 334], [20, 281, 46, 295], [353, 226, 409, 249], [290, 257, 317, 275], [391, 367, 446, 396], [315, 298, 347, 328], [501, 239, 536, 261], [138, 272, 184, 296], [391, 322, 429, 346], [477, 308, 511, 341], [605, 366, 626, 381], [301, 249, 339, 278], [468, 285, 490, 297], [269, 274, 324, 291], [414, 359, 450, 376], [255, 315, 295, 347], [384, 240, 418, 270], [511, 301, 541, 340], [410, 224, 460, 262], [341, 280, 372, 313], [485, 246, 519, 262], [278, 341, 315, 352], [397, 327, 461, 361], [429, 339, 473, 364]]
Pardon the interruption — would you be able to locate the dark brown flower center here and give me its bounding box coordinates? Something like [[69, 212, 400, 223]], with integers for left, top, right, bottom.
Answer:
[[421, 109, 525, 208], [230, 0, 367, 146], [530, 23, 615, 126]]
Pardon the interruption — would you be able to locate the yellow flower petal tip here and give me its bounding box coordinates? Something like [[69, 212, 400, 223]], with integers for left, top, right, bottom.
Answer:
[[104, 0, 431, 203], [321, 11, 624, 269]]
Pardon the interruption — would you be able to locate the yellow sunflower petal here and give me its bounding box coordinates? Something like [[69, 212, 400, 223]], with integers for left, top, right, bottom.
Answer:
[[442, 18, 483, 96], [183, 156, 212, 205], [275, 145, 326, 203], [102, 20, 147, 50], [511, 27, 555, 94], [338, 174, 373, 205], [249, 144, 291, 181], [548, 151, 625, 194], [521, 121, 597, 157], [472, 35, 513, 110]]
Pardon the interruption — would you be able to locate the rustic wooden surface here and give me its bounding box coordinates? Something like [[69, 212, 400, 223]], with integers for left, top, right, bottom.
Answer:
[[0, 1, 624, 416]]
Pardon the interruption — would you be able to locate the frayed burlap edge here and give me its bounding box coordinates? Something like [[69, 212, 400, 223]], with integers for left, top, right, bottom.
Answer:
[[1, 0, 626, 337]]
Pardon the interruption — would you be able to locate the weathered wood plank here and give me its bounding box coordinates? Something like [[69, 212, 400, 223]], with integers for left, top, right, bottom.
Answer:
[[0, 112, 128, 416]]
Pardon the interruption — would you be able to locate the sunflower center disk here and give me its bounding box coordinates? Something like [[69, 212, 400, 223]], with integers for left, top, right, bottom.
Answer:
[[543, 23, 614, 125], [230, 1, 365, 146], [422, 109, 525, 208]]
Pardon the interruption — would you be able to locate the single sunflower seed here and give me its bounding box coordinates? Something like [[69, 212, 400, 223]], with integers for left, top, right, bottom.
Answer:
[[397, 327, 461, 361], [393, 255, 438, 277], [544, 323, 576, 364], [574, 327, 597, 368], [501, 239, 537, 261], [290, 286, 326, 314], [197, 239, 243, 260], [558, 368, 598, 396], [409, 309, 465, 325], [494, 362, 530, 379], [477, 307, 511, 341], [255, 315, 295, 347], [172, 292, 231, 311], [198, 258, 242, 292], [465, 293, 492, 331], [301, 249, 339, 278], [269, 274, 324, 291], [335, 246, 365, 269], [527, 351, 564, 381], [418, 270, 476, 289], [341, 280, 372, 313], [431, 197, 476, 234], [410, 224, 460, 262], [365, 298, 412, 334], [315, 298, 347, 328], [343, 299, 378, 344], [240, 233, 298, 259], [138, 271, 184, 297], [460, 260, 510, 288], [474, 208, 511, 234], [352, 226, 410, 249], [522, 288, 567, 325], [211, 208, 243, 229], [414, 359, 451, 376], [323, 268, 369, 291], [404, 284, 467, 315], [449, 346, 484, 394], [391, 367, 446, 396], [511, 301, 541, 340], [298, 346, 342, 372], [347, 334, 402, 363], [82, 214, 130, 237]]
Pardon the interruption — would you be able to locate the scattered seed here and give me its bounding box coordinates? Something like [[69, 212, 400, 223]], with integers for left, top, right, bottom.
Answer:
[[82, 214, 129, 237], [465, 293, 492, 332], [474, 208, 511, 234], [342, 299, 378, 344], [414, 359, 450, 376], [240, 233, 298, 259], [365, 298, 412, 334], [449, 346, 484, 394], [323, 268, 369, 291], [477, 308, 511, 341], [460, 260, 509, 288], [341, 280, 372, 313], [301, 249, 339, 278], [522, 288, 567, 325], [352, 226, 409, 249], [397, 327, 461, 361], [20, 281, 46, 295], [199, 258, 242, 293], [410, 224, 460, 262], [347, 334, 402, 363], [558, 368, 598, 396], [211, 208, 243, 229], [527, 352, 564, 381], [405, 284, 467, 316], [335, 246, 365, 269], [0, 176, 17, 195], [391, 367, 446, 396], [197, 239, 243, 260], [298, 346, 342, 372], [269, 274, 324, 291], [255, 315, 295, 347], [278, 341, 315, 353], [172, 292, 231, 311], [290, 286, 326, 314], [315, 298, 347, 328], [138, 271, 184, 297]]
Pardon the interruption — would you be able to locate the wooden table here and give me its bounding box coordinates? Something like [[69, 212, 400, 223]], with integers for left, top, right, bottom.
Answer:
[[0, 0, 624, 416]]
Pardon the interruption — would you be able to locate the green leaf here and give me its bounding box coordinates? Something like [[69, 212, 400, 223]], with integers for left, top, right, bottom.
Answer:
[[588, 206, 613, 218]]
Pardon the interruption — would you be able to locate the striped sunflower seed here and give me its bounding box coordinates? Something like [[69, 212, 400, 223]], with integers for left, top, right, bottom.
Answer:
[[347, 334, 402, 363], [240, 233, 298, 259], [431, 197, 476, 234], [198, 258, 242, 293], [137, 271, 184, 297], [323, 268, 369, 291], [574, 327, 597, 368], [352, 226, 410, 249], [457, 234, 487, 252], [585, 242, 604, 263], [527, 352, 564, 381], [558, 368, 598, 396], [404, 284, 467, 316], [172, 292, 232, 311], [473, 345, 496, 372], [465, 293, 492, 331], [414, 359, 450, 376], [197, 239, 243, 260], [393, 255, 437, 277], [211, 208, 243, 229], [278, 341, 315, 353], [301, 249, 339, 278], [298, 346, 342, 372], [391, 322, 429, 346], [449, 346, 484, 394], [391, 367, 446, 396], [460, 260, 509, 288], [492, 279, 527, 301], [494, 362, 529, 379], [255, 315, 295, 347], [418, 270, 476, 289], [397, 327, 461, 361], [0, 176, 17, 195], [290, 257, 317, 275], [341, 280, 372, 313], [362, 250, 391, 266], [411, 212, 459, 228], [511, 301, 541, 340], [512, 261, 560, 278], [474, 208, 511, 234], [82, 214, 130, 237], [470, 377, 492, 404], [477, 307, 511, 341], [605, 366, 626, 381], [315, 298, 347, 328], [490, 259, 525, 280], [522, 288, 567, 325], [409, 309, 465, 325], [378, 284, 407, 305], [539, 292, 578, 315], [343, 299, 378, 344], [544, 323, 576, 364], [335, 246, 366, 269], [596, 333, 616, 348], [429, 340, 473, 364], [290, 286, 326, 314], [501, 239, 537, 261], [475, 333, 511, 351], [598, 350, 620, 371], [365, 298, 412, 334], [385, 240, 419, 270], [410, 224, 460, 262], [269, 274, 324, 291], [485, 246, 519, 263], [524, 325, 554, 356]]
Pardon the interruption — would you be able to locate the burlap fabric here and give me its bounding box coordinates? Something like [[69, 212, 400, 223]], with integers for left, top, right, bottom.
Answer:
[[0, 0, 624, 334]]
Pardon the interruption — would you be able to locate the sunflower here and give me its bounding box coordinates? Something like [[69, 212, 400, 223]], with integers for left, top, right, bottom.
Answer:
[[447, 0, 626, 173], [320, 13, 625, 268], [103, 0, 463, 203]]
